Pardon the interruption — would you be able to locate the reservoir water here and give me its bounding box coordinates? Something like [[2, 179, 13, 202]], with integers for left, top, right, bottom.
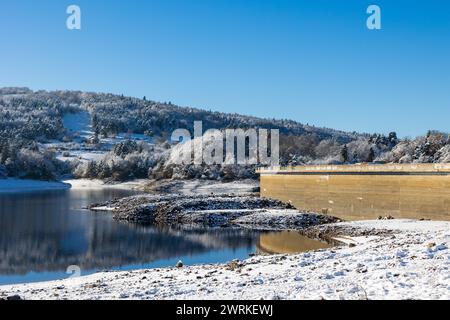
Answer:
[[0, 187, 328, 285]]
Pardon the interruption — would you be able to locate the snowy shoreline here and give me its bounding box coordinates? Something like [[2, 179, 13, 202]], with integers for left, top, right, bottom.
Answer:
[[0, 178, 152, 195], [0, 179, 71, 194], [64, 178, 149, 191], [1, 219, 449, 300]]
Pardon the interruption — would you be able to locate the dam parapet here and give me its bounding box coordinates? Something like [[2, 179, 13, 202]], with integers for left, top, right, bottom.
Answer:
[[257, 163, 450, 175]]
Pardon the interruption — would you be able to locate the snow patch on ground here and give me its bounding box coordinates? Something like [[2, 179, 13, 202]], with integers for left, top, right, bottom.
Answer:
[[234, 209, 331, 229], [150, 179, 259, 195], [1, 219, 448, 300], [63, 112, 92, 140], [52, 112, 154, 165], [64, 179, 148, 191]]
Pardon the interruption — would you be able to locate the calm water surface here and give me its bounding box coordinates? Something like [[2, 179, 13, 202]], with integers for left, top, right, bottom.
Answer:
[[0, 188, 327, 285]]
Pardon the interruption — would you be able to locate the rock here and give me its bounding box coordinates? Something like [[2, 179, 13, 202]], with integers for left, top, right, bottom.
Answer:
[[226, 259, 243, 271], [253, 276, 264, 285], [294, 275, 303, 281], [396, 250, 408, 258], [87, 192, 340, 230], [379, 215, 395, 220], [356, 267, 368, 273], [349, 243, 357, 248], [176, 260, 184, 268], [145, 288, 158, 295], [7, 294, 22, 301]]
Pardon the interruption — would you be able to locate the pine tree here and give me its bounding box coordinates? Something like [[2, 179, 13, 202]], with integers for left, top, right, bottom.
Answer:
[[367, 147, 375, 162], [92, 113, 100, 136], [0, 139, 9, 163], [352, 150, 358, 163], [341, 145, 349, 163]]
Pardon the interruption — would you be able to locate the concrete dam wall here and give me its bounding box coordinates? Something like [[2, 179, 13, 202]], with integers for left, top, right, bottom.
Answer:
[[257, 164, 450, 221]]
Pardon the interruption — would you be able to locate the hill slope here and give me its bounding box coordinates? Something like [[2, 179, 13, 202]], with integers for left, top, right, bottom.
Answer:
[[1, 87, 449, 182]]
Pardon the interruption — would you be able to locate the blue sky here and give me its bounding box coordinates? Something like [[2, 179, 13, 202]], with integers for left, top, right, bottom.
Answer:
[[0, 0, 449, 137]]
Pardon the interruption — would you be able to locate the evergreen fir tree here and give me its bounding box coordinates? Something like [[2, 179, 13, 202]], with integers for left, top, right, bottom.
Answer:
[[341, 145, 349, 163]]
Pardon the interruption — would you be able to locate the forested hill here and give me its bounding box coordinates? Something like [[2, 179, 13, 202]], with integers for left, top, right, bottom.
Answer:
[[1, 87, 449, 182], [0, 87, 362, 143]]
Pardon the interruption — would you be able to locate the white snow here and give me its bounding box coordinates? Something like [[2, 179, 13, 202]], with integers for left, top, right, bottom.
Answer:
[[90, 206, 117, 212], [189, 179, 258, 195], [63, 112, 92, 140], [0, 179, 71, 194], [1, 219, 449, 300], [63, 111, 152, 146], [46, 112, 155, 166], [64, 179, 148, 191], [0, 177, 147, 194], [159, 179, 259, 195], [64, 150, 106, 162]]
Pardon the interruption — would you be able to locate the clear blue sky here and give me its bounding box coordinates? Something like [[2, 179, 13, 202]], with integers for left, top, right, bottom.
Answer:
[[1, 0, 449, 137]]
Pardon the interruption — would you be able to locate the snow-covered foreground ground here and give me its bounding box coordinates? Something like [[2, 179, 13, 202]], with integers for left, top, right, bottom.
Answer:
[[1, 219, 449, 300], [0, 179, 71, 194]]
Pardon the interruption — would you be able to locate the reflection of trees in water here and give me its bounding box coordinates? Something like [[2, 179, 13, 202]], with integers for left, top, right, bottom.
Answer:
[[0, 192, 261, 274], [161, 226, 260, 250], [0, 224, 260, 275]]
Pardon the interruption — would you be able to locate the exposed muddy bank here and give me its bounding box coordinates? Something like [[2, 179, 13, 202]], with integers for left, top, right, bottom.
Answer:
[[299, 221, 398, 245]]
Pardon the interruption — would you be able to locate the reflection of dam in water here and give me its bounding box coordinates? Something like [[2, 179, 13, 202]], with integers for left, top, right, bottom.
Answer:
[[257, 231, 330, 254], [258, 164, 450, 221]]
